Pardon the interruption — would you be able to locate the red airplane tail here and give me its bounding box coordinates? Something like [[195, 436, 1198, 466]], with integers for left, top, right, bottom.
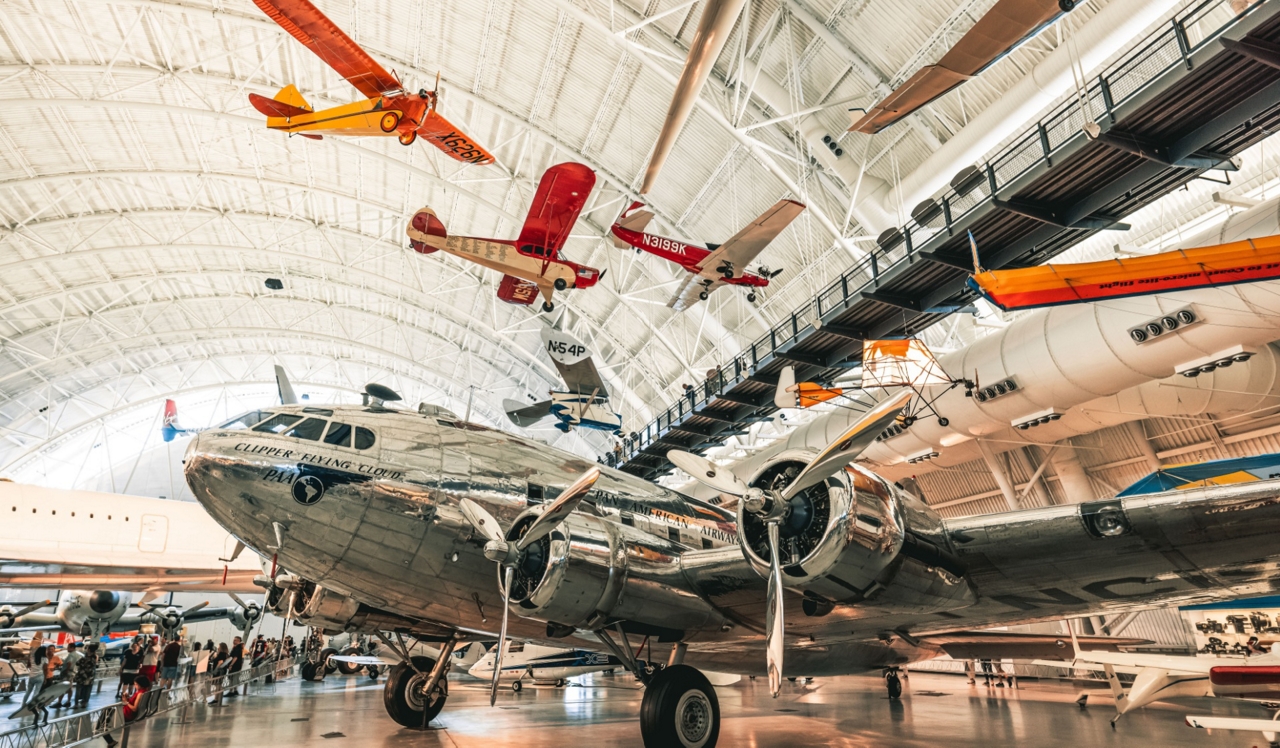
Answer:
[[248, 85, 314, 119], [407, 207, 448, 254], [611, 201, 654, 249], [163, 399, 178, 427]]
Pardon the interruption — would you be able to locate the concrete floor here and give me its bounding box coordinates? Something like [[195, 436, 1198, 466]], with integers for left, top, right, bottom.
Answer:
[[3, 670, 1265, 746]]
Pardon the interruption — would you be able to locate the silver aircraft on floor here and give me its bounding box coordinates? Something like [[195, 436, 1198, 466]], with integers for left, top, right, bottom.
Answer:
[[183, 384, 1280, 748]]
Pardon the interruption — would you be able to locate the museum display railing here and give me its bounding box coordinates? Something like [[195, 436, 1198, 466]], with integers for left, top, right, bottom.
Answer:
[[620, 0, 1249, 469]]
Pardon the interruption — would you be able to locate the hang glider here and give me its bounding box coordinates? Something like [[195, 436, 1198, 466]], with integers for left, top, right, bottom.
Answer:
[[610, 199, 802, 311], [407, 163, 602, 313], [969, 234, 1280, 310], [248, 0, 493, 164], [850, 0, 1077, 134], [503, 328, 621, 435], [641, 0, 747, 193]]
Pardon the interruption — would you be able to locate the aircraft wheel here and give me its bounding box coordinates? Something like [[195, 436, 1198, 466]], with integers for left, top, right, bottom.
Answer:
[[337, 647, 362, 675], [367, 666, 381, 681], [938, 417, 950, 427], [542, 302, 555, 313], [320, 647, 339, 674], [511, 680, 522, 693], [699, 291, 709, 300], [640, 665, 719, 748], [398, 130, 417, 146], [556, 679, 566, 687], [886, 672, 903, 700], [380, 111, 401, 133], [384, 656, 447, 730], [554, 278, 567, 291], [721, 272, 733, 280], [1058, 0, 1076, 10], [746, 292, 756, 303], [300, 662, 319, 681]]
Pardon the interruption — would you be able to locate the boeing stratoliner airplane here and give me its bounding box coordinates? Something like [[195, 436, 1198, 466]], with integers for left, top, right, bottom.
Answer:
[[183, 383, 1280, 748]]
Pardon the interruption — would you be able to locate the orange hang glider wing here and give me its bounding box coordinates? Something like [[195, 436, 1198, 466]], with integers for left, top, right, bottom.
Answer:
[[252, 0, 403, 99], [517, 163, 596, 258]]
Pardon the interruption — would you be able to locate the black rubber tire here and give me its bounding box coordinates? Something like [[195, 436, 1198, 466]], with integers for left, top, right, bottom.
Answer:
[[699, 291, 709, 300], [511, 680, 522, 693], [542, 302, 554, 312], [337, 647, 362, 675], [554, 277, 567, 291], [1058, 0, 1076, 11], [938, 417, 949, 427], [320, 647, 338, 675], [556, 679, 565, 687], [747, 293, 756, 303], [384, 656, 447, 730], [640, 665, 719, 748], [886, 673, 903, 700], [367, 666, 381, 681], [300, 662, 318, 681]]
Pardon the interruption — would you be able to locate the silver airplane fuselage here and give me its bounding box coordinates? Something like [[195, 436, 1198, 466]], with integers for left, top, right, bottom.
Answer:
[[185, 403, 1280, 676]]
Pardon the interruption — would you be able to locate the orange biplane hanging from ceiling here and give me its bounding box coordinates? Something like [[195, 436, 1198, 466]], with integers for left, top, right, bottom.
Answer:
[[247, 0, 494, 165], [406, 163, 603, 313]]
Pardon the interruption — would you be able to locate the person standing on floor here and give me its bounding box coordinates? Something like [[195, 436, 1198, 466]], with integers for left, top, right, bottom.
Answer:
[[52, 642, 82, 708], [117, 639, 142, 698], [74, 643, 98, 708], [160, 636, 182, 687], [32, 644, 63, 724], [21, 643, 47, 715], [226, 636, 245, 696], [138, 636, 159, 685]]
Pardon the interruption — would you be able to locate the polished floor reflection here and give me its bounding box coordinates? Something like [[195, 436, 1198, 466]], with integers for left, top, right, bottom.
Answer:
[[93, 669, 1256, 747]]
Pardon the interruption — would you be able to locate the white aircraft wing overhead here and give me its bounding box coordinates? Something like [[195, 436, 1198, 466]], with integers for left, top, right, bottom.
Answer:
[[541, 328, 608, 397], [668, 274, 724, 312], [697, 199, 804, 278]]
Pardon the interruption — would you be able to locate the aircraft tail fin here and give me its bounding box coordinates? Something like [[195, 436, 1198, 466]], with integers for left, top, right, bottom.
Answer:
[[161, 399, 181, 442], [774, 366, 797, 409], [407, 207, 448, 254], [612, 201, 654, 249], [248, 85, 313, 118], [275, 365, 298, 405]]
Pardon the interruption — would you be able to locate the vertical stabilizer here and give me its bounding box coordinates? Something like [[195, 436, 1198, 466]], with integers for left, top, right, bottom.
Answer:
[[275, 365, 298, 405]]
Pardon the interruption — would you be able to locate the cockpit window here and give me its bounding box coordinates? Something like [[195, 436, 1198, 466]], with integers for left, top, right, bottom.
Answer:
[[253, 414, 303, 434], [354, 427, 376, 450], [285, 418, 327, 441], [323, 422, 353, 448], [219, 411, 270, 430]]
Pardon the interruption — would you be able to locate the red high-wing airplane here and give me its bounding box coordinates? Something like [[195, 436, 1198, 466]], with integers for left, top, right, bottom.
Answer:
[[247, 0, 494, 164], [609, 199, 804, 311], [407, 163, 603, 313]]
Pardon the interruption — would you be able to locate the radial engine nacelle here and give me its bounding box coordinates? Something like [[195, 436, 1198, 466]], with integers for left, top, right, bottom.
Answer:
[[56, 590, 131, 636], [288, 580, 453, 638]]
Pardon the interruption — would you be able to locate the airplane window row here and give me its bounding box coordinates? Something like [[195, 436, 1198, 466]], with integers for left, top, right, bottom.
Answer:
[[219, 411, 375, 449], [11, 507, 123, 520]]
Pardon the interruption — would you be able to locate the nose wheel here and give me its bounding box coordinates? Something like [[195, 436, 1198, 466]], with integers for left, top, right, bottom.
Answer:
[[640, 665, 720, 748]]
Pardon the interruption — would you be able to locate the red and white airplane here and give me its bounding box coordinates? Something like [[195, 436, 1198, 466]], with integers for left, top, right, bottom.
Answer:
[[609, 199, 803, 311], [408, 163, 603, 313]]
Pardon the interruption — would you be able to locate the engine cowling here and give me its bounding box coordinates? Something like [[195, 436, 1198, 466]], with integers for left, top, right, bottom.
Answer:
[[738, 456, 974, 614], [56, 590, 130, 635], [502, 510, 726, 636], [289, 581, 452, 638]]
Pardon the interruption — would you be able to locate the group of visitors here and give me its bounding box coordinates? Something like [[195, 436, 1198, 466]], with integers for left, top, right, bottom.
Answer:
[[19, 639, 101, 724]]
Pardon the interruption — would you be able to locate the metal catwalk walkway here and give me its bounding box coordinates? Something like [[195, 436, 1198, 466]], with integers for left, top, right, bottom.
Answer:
[[620, 0, 1280, 480]]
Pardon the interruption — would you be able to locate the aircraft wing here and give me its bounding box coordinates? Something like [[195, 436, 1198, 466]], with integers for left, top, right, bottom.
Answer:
[[252, 0, 403, 99], [1186, 714, 1280, 734], [926, 631, 1150, 662], [555, 359, 608, 397], [329, 654, 392, 667], [850, 0, 1065, 133], [504, 399, 552, 428], [698, 200, 804, 278], [516, 163, 596, 258], [668, 274, 724, 312], [1070, 648, 1266, 674]]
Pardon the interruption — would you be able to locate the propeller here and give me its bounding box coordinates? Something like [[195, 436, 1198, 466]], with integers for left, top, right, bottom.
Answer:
[[459, 466, 601, 705], [0, 600, 50, 629], [141, 601, 209, 636], [668, 389, 913, 697]]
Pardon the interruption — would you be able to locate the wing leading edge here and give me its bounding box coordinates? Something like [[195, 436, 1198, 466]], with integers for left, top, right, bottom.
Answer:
[[253, 0, 403, 99]]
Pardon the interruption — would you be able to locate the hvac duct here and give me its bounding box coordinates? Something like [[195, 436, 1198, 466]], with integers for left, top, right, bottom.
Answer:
[[868, 0, 1182, 223]]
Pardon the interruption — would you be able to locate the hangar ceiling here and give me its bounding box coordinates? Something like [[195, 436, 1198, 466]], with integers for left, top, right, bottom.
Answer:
[[0, 0, 1188, 487]]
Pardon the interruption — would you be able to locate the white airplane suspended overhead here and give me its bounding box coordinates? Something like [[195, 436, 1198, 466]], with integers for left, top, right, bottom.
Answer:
[[503, 328, 622, 435]]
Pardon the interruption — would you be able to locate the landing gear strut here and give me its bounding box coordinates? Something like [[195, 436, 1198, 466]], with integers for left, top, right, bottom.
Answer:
[[384, 655, 448, 729], [640, 665, 719, 748]]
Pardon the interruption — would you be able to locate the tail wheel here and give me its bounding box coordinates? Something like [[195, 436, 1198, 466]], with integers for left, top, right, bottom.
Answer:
[[398, 129, 417, 146], [380, 111, 401, 133], [384, 656, 447, 729], [640, 665, 719, 748], [554, 277, 568, 291], [542, 302, 555, 313], [337, 647, 361, 675]]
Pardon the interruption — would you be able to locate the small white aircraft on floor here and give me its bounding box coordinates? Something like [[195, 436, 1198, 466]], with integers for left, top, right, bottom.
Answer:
[[468, 641, 625, 691]]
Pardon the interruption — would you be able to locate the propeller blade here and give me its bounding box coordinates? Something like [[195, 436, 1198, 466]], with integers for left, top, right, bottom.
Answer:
[[781, 389, 913, 501], [184, 601, 210, 616], [490, 566, 514, 707], [460, 498, 506, 544], [227, 593, 247, 609], [667, 450, 748, 497], [517, 467, 601, 551], [765, 522, 785, 698], [12, 600, 50, 619]]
